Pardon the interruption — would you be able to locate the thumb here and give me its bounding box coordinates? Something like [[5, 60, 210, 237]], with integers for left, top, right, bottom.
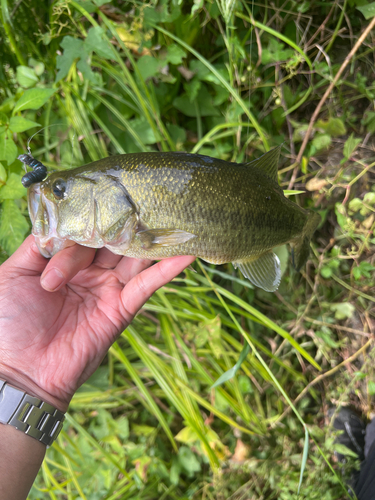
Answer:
[[2, 235, 48, 276]]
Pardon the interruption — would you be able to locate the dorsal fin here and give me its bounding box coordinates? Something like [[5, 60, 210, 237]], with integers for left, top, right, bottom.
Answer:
[[245, 145, 282, 182]]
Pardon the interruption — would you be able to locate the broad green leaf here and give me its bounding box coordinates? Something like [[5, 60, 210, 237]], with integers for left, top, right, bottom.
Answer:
[[348, 197, 363, 214], [315, 328, 339, 348], [132, 424, 155, 436], [343, 134, 361, 159], [9, 116, 40, 133], [170, 459, 181, 485], [189, 59, 211, 80], [190, 60, 229, 86], [353, 261, 375, 279], [137, 55, 161, 80], [316, 117, 346, 137], [0, 133, 17, 165], [56, 36, 85, 82], [185, 79, 201, 102], [167, 123, 186, 146], [206, 315, 222, 358], [85, 26, 113, 59], [335, 203, 350, 232], [311, 133, 331, 151], [16, 66, 38, 88], [364, 192, 375, 205], [175, 426, 199, 444], [329, 302, 355, 320], [144, 0, 181, 24], [128, 117, 160, 144], [153, 23, 268, 147], [0, 173, 27, 200], [333, 443, 359, 458], [76, 58, 98, 84], [173, 85, 220, 117], [13, 88, 56, 113], [0, 163, 6, 183], [0, 200, 29, 254], [178, 446, 201, 475], [0, 112, 8, 129], [74, 0, 97, 13], [362, 111, 375, 133], [262, 38, 295, 64], [0, 97, 15, 114], [357, 2, 375, 19], [293, 124, 310, 143], [165, 45, 186, 64]]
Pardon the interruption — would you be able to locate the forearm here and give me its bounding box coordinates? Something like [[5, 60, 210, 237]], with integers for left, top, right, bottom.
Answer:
[[0, 377, 66, 500], [0, 424, 45, 500]]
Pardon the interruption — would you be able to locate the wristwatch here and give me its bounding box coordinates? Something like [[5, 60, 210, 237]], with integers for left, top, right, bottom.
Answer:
[[0, 379, 65, 447]]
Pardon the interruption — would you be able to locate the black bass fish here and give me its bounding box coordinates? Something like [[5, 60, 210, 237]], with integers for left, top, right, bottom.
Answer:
[[20, 147, 320, 292]]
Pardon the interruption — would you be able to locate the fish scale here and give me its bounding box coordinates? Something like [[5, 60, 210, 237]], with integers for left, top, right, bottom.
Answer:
[[24, 147, 320, 291]]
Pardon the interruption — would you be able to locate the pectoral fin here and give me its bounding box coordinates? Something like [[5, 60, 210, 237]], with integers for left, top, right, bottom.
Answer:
[[137, 228, 196, 249], [233, 251, 281, 292]]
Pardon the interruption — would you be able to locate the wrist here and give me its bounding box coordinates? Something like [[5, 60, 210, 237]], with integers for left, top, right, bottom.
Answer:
[[0, 379, 65, 448], [0, 368, 69, 413]]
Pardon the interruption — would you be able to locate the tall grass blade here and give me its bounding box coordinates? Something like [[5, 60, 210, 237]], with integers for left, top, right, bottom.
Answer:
[[64, 413, 131, 478], [194, 268, 321, 370], [151, 24, 269, 150], [297, 425, 309, 495], [110, 342, 178, 451], [235, 11, 313, 70], [212, 343, 250, 388], [124, 326, 221, 468]]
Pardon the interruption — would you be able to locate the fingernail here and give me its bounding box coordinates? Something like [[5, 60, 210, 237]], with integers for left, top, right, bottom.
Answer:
[[41, 269, 64, 291]]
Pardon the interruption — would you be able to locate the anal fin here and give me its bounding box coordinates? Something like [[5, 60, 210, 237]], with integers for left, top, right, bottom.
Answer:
[[137, 228, 196, 249], [233, 251, 281, 292]]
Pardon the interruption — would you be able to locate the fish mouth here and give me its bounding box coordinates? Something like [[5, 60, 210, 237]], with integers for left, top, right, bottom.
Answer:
[[28, 184, 75, 258]]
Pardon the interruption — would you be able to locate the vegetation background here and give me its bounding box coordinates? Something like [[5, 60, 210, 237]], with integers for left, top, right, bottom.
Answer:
[[0, 0, 374, 498]]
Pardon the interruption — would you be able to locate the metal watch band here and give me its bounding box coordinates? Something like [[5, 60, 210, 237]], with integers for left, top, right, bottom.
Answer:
[[0, 379, 65, 447]]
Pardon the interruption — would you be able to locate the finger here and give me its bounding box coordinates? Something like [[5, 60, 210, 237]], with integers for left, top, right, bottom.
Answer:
[[2, 235, 48, 276], [114, 256, 154, 284], [93, 247, 122, 269], [120, 255, 196, 320], [40, 244, 96, 291]]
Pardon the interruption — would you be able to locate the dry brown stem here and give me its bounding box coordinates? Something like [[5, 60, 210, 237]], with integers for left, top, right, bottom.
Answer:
[[296, 16, 375, 166]]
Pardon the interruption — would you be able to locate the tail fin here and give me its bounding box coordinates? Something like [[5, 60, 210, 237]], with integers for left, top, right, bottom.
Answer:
[[292, 211, 321, 271]]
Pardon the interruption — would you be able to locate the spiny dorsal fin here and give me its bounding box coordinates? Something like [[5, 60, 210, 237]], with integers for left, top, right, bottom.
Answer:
[[245, 145, 282, 183]]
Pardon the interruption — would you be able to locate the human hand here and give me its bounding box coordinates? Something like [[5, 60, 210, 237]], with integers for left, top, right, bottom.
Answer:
[[0, 236, 195, 412]]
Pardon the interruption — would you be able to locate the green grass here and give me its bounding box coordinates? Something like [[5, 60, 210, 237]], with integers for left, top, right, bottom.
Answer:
[[0, 0, 374, 498]]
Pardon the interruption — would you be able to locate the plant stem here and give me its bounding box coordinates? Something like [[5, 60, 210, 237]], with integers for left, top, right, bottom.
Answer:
[[0, 4, 26, 66]]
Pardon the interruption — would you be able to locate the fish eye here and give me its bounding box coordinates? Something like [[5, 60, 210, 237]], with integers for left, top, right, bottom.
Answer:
[[52, 179, 67, 200]]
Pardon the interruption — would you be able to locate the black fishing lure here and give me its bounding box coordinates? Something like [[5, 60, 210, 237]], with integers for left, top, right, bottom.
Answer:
[[18, 154, 48, 187]]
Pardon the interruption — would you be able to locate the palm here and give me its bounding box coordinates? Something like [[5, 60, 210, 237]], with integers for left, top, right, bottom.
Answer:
[[0, 236, 195, 410]]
